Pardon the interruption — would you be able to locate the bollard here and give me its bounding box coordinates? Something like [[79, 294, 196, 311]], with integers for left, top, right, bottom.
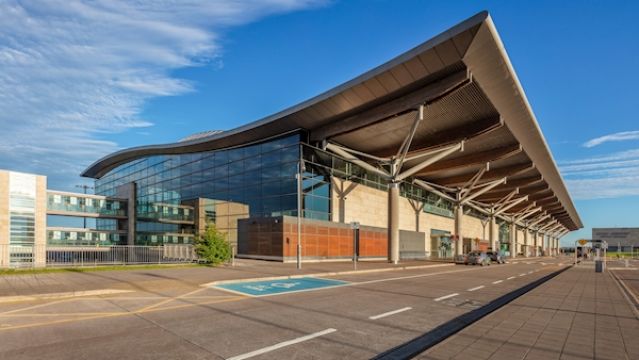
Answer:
[[352, 222, 360, 270], [232, 245, 236, 267]]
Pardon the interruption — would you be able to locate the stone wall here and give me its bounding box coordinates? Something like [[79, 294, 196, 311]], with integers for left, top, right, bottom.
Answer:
[[330, 177, 494, 255]]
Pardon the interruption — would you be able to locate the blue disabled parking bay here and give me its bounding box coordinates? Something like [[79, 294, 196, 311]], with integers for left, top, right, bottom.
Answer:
[[213, 277, 348, 297]]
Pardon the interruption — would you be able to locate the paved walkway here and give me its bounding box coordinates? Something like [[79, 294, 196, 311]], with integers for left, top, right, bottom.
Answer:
[[0, 259, 455, 297], [420, 266, 639, 360]]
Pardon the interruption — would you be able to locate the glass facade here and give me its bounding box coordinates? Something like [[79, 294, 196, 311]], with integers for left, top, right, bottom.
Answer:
[[47, 230, 125, 246], [92, 133, 466, 248], [9, 172, 37, 247], [47, 193, 126, 217], [95, 134, 301, 245]]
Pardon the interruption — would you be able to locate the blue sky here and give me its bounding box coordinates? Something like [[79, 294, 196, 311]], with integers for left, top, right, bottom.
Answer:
[[1, 1, 638, 245]]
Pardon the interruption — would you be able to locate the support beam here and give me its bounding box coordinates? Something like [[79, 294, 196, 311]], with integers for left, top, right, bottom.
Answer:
[[437, 162, 534, 187], [494, 196, 529, 217], [529, 213, 551, 228], [394, 106, 424, 175], [377, 116, 503, 157], [460, 177, 507, 205], [412, 179, 457, 203], [310, 69, 471, 142], [491, 175, 543, 191], [538, 220, 558, 233], [395, 142, 463, 181], [415, 144, 522, 175], [325, 143, 391, 179]]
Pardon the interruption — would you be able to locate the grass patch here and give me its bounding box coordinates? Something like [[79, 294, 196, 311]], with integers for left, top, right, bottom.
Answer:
[[0, 263, 207, 276]]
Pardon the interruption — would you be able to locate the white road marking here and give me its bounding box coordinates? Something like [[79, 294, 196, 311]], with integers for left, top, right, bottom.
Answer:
[[527, 271, 533, 274], [519, 273, 526, 277], [227, 328, 337, 360], [507, 276, 516, 280], [492, 280, 503, 284], [369, 307, 412, 320], [467, 285, 485, 292], [434, 293, 459, 302]]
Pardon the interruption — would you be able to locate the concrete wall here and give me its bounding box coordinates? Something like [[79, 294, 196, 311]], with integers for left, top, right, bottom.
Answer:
[[0, 171, 47, 267], [34, 175, 47, 267], [0, 171, 8, 267]]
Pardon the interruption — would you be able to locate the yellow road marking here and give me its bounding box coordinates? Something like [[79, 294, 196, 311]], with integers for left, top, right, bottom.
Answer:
[[136, 287, 208, 312], [0, 295, 247, 332]]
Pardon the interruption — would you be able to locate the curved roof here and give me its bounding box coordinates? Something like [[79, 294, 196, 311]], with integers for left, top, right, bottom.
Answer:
[[82, 11, 582, 231], [179, 130, 225, 142]]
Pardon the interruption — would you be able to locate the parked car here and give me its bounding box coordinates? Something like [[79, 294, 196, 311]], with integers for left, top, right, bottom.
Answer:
[[465, 251, 491, 266], [486, 251, 505, 264], [454, 254, 467, 264]]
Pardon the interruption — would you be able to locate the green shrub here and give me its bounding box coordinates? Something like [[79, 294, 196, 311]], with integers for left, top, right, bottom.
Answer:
[[194, 224, 231, 265]]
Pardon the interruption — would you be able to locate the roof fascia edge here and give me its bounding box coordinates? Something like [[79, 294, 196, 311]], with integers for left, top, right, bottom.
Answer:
[[465, 15, 582, 229]]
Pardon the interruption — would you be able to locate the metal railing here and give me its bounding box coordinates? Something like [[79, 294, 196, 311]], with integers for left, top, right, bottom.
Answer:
[[0, 244, 198, 269]]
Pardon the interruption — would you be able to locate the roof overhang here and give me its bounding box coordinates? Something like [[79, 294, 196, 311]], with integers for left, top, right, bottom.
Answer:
[[81, 11, 582, 231]]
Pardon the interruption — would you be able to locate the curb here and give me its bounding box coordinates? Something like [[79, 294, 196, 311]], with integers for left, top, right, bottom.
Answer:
[[202, 263, 455, 287], [609, 270, 639, 319]]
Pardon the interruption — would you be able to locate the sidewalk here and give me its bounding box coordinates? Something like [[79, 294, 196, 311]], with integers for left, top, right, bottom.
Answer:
[[0, 258, 452, 297], [420, 265, 639, 360]]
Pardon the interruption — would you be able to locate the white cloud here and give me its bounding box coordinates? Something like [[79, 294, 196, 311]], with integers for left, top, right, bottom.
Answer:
[[560, 148, 639, 199], [0, 0, 324, 189], [583, 130, 639, 148], [565, 176, 639, 200]]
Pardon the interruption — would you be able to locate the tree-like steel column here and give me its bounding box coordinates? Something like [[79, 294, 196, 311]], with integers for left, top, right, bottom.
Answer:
[[388, 182, 400, 264], [510, 221, 517, 258], [454, 204, 463, 257]]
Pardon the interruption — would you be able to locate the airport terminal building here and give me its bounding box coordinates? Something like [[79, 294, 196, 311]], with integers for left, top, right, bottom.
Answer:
[[1, 12, 582, 266]]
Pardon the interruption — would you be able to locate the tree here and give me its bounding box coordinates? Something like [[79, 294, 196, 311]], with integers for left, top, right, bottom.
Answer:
[[194, 224, 231, 265]]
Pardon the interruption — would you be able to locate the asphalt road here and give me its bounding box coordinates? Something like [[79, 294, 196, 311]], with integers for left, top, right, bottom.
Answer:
[[0, 258, 568, 359]]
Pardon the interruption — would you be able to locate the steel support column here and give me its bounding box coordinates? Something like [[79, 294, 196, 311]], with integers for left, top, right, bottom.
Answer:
[[388, 182, 400, 264], [454, 204, 463, 257], [523, 228, 529, 257], [510, 221, 516, 258], [489, 215, 497, 252]]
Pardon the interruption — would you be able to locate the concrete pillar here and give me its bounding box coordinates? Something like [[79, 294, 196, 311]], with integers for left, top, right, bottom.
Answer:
[[510, 222, 516, 258], [523, 228, 529, 257], [533, 231, 538, 257], [34, 175, 47, 268], [489, 216, 497, 252], [0, 171, 9, 268], [116, 182, 136, 246], [388, 182, 400, 264], [454, 204, 463, 256]]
